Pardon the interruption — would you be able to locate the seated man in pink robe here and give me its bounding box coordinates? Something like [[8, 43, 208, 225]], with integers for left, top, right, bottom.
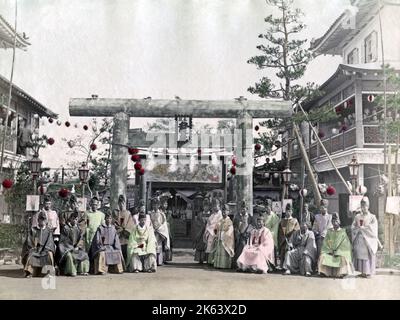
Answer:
[[236, 215, 275, 274]]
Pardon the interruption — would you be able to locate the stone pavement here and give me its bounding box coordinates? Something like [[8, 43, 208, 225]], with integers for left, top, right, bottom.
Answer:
[[0, 249, 399, 300]]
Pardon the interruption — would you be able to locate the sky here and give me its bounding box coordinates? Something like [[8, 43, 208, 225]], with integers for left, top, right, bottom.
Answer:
[[0, 0, 348, 168]]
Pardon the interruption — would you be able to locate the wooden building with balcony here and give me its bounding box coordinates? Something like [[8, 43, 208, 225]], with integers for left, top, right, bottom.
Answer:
[[289, 0, 400, 229]]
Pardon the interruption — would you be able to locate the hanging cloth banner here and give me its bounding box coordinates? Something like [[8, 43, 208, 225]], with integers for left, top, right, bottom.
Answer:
[[386, 196, 400, 215]]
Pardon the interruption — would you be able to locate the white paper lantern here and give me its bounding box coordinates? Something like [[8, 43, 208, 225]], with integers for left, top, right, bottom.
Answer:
[[33, 113, 39, 119], [332, 128, 338, 135], [299, 189, 308, 197], [357, 185, 367, 195]]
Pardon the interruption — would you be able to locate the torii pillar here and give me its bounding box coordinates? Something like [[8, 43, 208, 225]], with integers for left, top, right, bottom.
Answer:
[[69, 98, 292, 212]]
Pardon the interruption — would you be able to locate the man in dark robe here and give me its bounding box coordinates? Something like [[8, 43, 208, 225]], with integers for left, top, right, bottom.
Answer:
[[23, 212, 56, 278], [193, 211, 207, 264], [283, 222, 317, 276], [233, 203, 254, 269], [58, 212, 90, 276], [89, 212, 124, 275]]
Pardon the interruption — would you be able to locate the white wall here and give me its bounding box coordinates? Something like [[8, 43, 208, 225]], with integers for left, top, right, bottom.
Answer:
[[342, 5, 400, 65]]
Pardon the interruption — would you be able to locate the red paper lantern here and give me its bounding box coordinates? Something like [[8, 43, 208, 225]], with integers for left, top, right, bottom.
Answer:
[[255, 143, 262, 151], [134, 162, 142, 171], [83, 125, 89, 131], [255, 125, 260, 131], [90, 143, 97, 151], [48, 118, 54, 124], [326, 185, 336, 196], [2, 179, 13, 189], [130, 148, 139, 154], [47, 138, 55, 145], [58, 188, 69, 198], [367, 95, 375, 103], [230, 167, 236, 175], [139, 168, 145, 176], [232, 157, 237, 166], [197, 148, 202, 155], [318, 130, 325, 139], [65, 121, 71, 127], [131, 154, 140, 162], [335, 106, 342, 115]]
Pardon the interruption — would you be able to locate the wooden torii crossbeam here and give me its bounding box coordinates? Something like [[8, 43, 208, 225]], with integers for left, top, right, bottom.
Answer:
[[69, 98, 292, 213]]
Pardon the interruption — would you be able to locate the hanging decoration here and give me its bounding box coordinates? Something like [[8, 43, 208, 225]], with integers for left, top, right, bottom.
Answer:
[[2, 179, 13, 189], [357, 185, 368, 195], [232, 157, 237, 166], [65, 121, 71, 127], [197, 148, 202, 156], [83, 125, 89, 131], [318, 130, 325, 139], [90, 143, 97, 151], [139, 168, 145, 176], [274, 141, 281, 148], [326, 185, 336, 196], [230, 167, 236, 175], [255, 125, 260, 131], [47, 138, 55, 145], [67, 140, 75, 148], [58, 188, 69, 198], [48, 117, 54, 124], [56, 120, 62, 126], [255, 143, 262, 151], [134, 162, 142, 171], [131, 154, 140, 162], [367, 94, 375, 103], [299, 188, 308, 197]]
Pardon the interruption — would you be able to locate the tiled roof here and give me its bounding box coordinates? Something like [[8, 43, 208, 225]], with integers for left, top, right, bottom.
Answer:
[[310, 0, 379, 55], [0, 74, 57, 118], [0, 15, 30, 50]]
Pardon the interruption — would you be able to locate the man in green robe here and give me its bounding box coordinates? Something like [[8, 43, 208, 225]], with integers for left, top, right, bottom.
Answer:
[[84, 196, 105, 251], [212, 204, 234, 269], [318, 213, 354, 278], [127, 213, 157, 273], [58, 212, 90, 276]]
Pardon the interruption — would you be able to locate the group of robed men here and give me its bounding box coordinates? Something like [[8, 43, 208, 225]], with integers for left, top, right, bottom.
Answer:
[[192, 196, 380, 278], [22, 193, 172, 278]]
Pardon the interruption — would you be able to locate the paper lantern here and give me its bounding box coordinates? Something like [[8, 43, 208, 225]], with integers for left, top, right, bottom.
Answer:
[[38, 185, 47, 195], [255, 125, 260, 131], [33, 114, 39, 119], [197, 148, 202, 155], [273, 173, 280, 179], [134, 162, 142, 171], [326, 185, 336, 196], [139, 168, 145, 176], [90, 143, 97, 151], [65, 121, 71, 127], [83, 125, 89, 131], [332, 128, 338, 135], [367, 95, 375, 103], [2, 179, 13, 189], [274, 141, 281, 148], [58, 188, 69, 198], [74, 123, 79, 128], [335, 106, 342, 115], [357, 185, 367, 195], [130, 148, 139, 155], [67, 140, 75, 148], [48, 117, 54, 124], [299, 188, 308, 197], [255, 143, 262, 151], [232, 157, 237, 166], [56, 120, 62, 126], [131, 154, 140, 162], [230, 167, 236, 175], [47, 138, 55, 145], [318, 130, 325, 139]]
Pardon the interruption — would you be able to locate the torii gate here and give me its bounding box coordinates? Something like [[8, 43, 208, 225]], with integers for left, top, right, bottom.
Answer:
[[69, 98, 292, 214]]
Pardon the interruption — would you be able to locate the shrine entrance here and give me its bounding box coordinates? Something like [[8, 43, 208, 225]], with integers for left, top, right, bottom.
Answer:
[[69, 97, 292, 218]]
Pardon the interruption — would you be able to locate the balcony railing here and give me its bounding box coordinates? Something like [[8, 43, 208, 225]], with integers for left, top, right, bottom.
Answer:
[[363, 124, 398, 145], [308, 127, 357, 160]]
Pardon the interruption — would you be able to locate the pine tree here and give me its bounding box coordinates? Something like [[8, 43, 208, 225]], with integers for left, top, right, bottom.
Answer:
[[247, 0, 333, 157]]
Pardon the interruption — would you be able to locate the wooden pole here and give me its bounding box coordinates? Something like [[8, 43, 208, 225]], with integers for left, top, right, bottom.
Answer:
[[298, 104, 353, 195], [293, 124, 322, 205]]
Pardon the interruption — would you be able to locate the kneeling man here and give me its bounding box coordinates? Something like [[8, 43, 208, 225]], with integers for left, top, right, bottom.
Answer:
[[283, 222, 317, 276], [89, 212, 124, 275], [127, 213, 157, 273], [236, 215, 275, 274]]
